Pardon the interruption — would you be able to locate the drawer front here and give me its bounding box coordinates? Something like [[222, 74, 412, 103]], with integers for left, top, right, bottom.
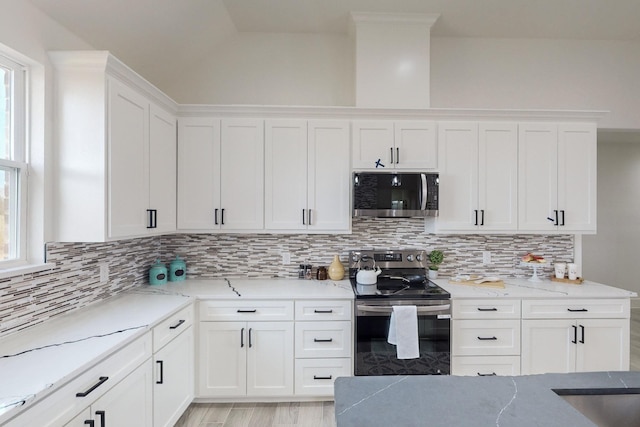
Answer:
[[295, 300, 352, 321], [199, 300, 294, 321], [453, 299, 521, 320], [452, 356, 521, 376], [522, 299, 630, 319], [153, 304, 194, 353], [5, 332, 152, 427], [452, 319, 520, 356], [295, 321, 352, 358], [294, 358, 352, 396]]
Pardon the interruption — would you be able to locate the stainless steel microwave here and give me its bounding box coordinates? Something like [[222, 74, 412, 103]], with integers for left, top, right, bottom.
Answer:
[[353, 172, 439, 218]]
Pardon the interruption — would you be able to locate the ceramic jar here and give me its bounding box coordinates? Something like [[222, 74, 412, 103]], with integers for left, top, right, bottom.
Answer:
[[169, 256, 186, 282], [328, 255, 345, 280], [149, 259, 168, 285]]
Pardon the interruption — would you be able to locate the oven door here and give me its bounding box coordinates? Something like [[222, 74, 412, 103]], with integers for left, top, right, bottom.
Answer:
[[355, 301, 451, 376]]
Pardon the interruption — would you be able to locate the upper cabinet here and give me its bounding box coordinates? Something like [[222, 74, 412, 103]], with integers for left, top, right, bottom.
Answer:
[[437, 122, 518, 233], [352, 120, 437, 170], [518, 123, 597, 233], [177, 118, 264, 232], [264, 120, 350, 232], [50, 52, 177, 242]]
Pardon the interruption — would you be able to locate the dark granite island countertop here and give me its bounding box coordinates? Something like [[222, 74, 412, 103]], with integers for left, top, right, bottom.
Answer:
[[334, 372, 640, 427]]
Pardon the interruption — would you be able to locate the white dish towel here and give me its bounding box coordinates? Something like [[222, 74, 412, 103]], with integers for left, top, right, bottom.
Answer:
[[387, 305, 419, 359]]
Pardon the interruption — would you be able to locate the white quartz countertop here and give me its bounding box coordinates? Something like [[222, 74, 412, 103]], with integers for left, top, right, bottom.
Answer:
[[436, 277, 638, 299]]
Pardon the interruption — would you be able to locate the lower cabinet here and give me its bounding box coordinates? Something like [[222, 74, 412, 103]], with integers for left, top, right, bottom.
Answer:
[[65, 361, 153, 427]]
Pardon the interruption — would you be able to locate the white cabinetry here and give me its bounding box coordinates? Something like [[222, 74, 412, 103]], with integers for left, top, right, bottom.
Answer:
[[198, 301, 294, 397], [152, 305, 194, 427], [50, 51, 177, 242], [518, 123, 597, 233], [294, 300, 352, 396], [521, 299, 630, 374], [452, 299, 521, 376], [265, 120, 350, 232], [177, 118, 264, 231], [352, 120, 437, 170], [437, 122, 517, 232]]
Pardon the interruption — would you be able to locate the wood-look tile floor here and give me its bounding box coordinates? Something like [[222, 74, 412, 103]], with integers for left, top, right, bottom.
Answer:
[[174, 401, 336, 427], [176, 308, 640, 426]]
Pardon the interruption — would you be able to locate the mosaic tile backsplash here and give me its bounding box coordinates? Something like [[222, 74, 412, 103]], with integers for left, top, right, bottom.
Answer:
[[0, 218, 574, 338]]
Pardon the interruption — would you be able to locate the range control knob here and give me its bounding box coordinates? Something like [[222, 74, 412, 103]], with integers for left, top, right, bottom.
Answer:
[[351, 253, 360, 263], [415, 253, 424, 262], [406, 254, 414, 262]]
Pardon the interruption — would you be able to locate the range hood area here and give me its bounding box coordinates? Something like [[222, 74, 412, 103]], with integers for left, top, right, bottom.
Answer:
[[349, 12, 440, 109]]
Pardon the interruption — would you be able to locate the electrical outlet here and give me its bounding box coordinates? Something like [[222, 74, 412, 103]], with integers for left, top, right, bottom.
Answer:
[[99, 263, 109, 283], [482, 251, 492, 265], [282, 252, 291, 264]]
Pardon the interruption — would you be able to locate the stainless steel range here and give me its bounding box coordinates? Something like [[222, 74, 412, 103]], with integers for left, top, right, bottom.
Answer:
[[350, 249, 451, 376]]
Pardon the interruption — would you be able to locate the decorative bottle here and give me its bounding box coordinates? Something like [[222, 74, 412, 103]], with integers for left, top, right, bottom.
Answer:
[[328, 255, 345, 280]]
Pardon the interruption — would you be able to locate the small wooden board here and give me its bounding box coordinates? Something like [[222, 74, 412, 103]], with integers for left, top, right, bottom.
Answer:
[[551, 276, 584, 285], [448, 279, 505, 288]]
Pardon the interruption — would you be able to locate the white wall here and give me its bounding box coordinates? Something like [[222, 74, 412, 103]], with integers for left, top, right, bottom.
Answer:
[[583, 139, 640, 300]]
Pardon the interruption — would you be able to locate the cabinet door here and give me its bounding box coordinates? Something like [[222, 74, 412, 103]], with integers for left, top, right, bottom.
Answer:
[[154, 326, 194, 427], [307, 120, 351, 232], [220, 119, 264, 230], [518, 123, 558, 231], [198, 322, 246, 397], [557, 123, 597, 232], [478, 123, 518, 231], [149, 104, 177, 234], [264, 119, 308, 230], [437, 122, 479, 231], [394, 121, 437, 169], [521, 319, 575, 374], [352, 121, 394, 169], [246, 321, 294, 396], [108, 77, 149, 238], [576, 319, 629, 372], [177, 117, 220, 230]]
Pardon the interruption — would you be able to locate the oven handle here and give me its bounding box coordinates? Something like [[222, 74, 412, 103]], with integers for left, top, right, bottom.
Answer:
[[357, 304, 450, 314]]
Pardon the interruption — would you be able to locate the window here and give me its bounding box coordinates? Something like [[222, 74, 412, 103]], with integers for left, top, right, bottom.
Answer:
[[0, 54, 27, 266]]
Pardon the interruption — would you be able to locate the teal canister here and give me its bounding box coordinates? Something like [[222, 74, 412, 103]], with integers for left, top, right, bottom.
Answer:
[[169, 256, 186, 282], [149, 259, 168, 285]]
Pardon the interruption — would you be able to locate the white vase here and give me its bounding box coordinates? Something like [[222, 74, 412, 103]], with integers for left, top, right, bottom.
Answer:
[[428, 269, 438, 280]]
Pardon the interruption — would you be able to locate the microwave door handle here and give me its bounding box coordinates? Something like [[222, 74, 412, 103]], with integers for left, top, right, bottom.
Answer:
[[420, 173, 428, 211], [358, 304, 450, 314]]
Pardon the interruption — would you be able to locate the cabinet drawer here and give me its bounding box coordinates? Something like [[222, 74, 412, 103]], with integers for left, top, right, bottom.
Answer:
[[452, 319, 520, 356], [452, 356, 521, 376], [199, 300, 294, 321], [294, 358, 351, 396], [295, 300, 352, 321], [295, 321, 352, 358], [153, 304, 194, 353], [522, 299, 630, 319], [5, 332, 152, 427], [453, 299, 520, 319]]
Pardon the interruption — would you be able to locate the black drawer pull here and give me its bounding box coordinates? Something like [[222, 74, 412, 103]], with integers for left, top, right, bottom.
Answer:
[[96, 410, 106, 427], [237, 309, 257, 313], [84, 421, 95, 427], [314, 309, 333, 314], [567, 308, 588, 312], [477, 372, 497, 376], [314, 338, 333, 343], [76, 377, 109, 397], [477, 308, 498, 312], [572, 325, 578, 344], [169, 319, 185, 330], [314, 375, 333, 380], [477, 336, 497, 341], [156, 360, 164, 384]]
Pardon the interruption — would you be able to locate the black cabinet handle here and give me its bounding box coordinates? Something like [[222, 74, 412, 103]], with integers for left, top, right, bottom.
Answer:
[[314, 375, 333, 380], [314, 309, 333, 314], [477, 307, 498, 312], [477, 336, 497, 341], [240, 327, 245, 348], [572, 325, 577, 344], [555, 209, 559, 225], [302, 209, 306, 225], [248, 328, 253, 348], [146, 209, 153, 229], [474, 210, 478, 226], [215, 209, 219, 225], [95, 410, 106, 427], [481, 209, 485, 226], [308, 209, 312, 225], [561, 210, 566, 226], [567, 308, 588, 312], [396, 147, 400, 164], [313, 338, 333, 343], [156, 360, 164, 384], [477, 372, 497, 376], [76, 377, 109, 397], [390, 147, 394, 164], [84, 421, 95, 427], [169, 319, 185, 330], [221, 208, 225, 225], [237, 309, 257, 313], [579, 325, 585, 344]]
